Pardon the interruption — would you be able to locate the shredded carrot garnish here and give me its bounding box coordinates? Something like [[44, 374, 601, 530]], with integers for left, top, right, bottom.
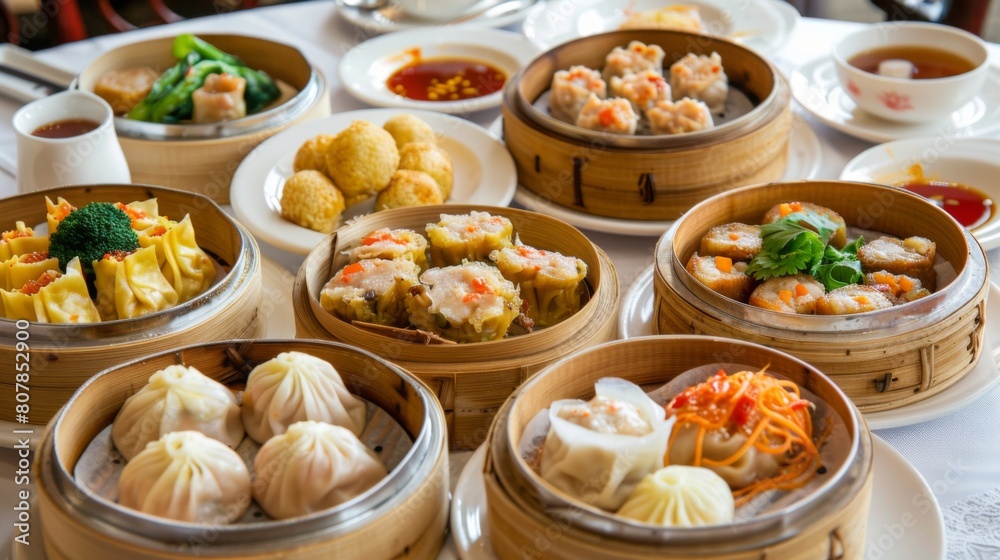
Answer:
[[794, 283, 810, 297], [715, 256, 733, 274], [778, 289, 793, 304], [666, 368, 823, 507]]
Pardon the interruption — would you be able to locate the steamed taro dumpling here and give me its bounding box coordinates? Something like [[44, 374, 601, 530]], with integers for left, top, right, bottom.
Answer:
[[241, 351, 367, 444]]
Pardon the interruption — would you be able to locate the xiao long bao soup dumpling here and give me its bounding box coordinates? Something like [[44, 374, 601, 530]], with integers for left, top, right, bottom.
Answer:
[[540, 378, 675, 511], [616, 465, 735, 527], [118, 431, 251, 524], [111, 365, 244, 461], [241, 351, 367, 445], [252, 421, 388, 520]]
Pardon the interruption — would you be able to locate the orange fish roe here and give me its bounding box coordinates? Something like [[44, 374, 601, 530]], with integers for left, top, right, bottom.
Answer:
[[102, 250, 133, 262], [1, 228, 32, 243], [18, 251, 50, 264], [21, 271, 61, 295]]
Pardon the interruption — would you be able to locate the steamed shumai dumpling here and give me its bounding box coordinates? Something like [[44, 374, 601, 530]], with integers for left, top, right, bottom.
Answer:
[[119, 431, 251, 523], [112, 365, 244, 461], [241, 351, 367, 444], [616, 466, 735, 527], [252, 421, 387, 520]]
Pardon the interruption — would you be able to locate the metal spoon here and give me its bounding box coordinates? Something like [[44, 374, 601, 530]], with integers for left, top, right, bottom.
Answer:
[[340, 0, 390, 10], [446, 0, 537, 25]]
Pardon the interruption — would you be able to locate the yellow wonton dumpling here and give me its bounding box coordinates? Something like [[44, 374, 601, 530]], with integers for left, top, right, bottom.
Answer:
[[93, 245, 179, 321], [1, 257, 101, 323], [1, 252, 59, 292], [139, 215, 215, 303], [0, 221, 49, 262], [45, 196, 75, 234], [116, 198, 161, 231]]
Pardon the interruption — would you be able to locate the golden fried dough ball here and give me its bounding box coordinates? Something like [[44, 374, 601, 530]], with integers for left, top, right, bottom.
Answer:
[[397, 142, 454, 200], [375, 170, 443, 211], [325, 120, 400, 200], [280, 170, 346, 233], [383, 114, 437, 149], [293, 134, 336, 175], [94, 67, 160, 114]]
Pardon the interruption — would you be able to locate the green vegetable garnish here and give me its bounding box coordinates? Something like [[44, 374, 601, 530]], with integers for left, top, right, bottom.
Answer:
[[747, 211, 865, 292], [48, 203, 139, 275]]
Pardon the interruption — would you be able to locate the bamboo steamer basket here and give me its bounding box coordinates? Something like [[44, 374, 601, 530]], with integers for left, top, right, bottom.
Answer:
[[35, 339, 449, 560], [74, 34, 331, 204], [484, 335, 874, 559], [293, 204, 620, 450], [654, 181, 990, 412], [0, 184, 264, 424], [502, 29, 791, 221]]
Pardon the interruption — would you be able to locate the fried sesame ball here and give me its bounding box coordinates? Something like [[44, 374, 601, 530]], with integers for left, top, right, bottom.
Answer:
[[279, 170, 346, 233], [325, 120, 400, 200], [397, 142, 454, 200], [383, 114, 437, 149], [374, 170, 443, 211], [293, 133, 336, 176]]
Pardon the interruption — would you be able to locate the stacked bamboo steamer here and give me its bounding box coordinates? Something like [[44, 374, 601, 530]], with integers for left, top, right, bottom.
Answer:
[[654, 181, 990, 412], [35, 340, 449, 560], [502, 29, 791, 221], [74, 35, 331, 204], [0, 184, 265, 425], [485, 336, 874, 559], [294, 204, 620, 450]]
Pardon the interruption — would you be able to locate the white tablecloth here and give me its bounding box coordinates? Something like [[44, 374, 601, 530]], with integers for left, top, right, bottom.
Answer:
[[0, 3, 998, 559]]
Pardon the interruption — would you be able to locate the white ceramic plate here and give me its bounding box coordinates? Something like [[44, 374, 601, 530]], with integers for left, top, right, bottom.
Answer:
[[840, 137, 1000, 251], [791, 57, 1000, 143], [450, 435, 945, 560], [230, 108, 517, 256], [498, 113, 822, 236], [335, 0, 544, 34], [521, 0, 799, 53], [339, 28, 540, 114], [619, 266, 1000, 430]]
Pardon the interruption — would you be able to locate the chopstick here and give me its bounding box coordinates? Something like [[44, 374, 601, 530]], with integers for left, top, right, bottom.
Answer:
[[0, 63, 68, 96]]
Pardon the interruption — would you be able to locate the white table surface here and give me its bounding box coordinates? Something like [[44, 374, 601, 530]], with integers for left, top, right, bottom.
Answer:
[[1, 3, 999, 559]]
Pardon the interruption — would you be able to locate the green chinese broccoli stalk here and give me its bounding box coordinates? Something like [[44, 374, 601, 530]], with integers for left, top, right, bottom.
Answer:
[[48, 203, 139, 275]]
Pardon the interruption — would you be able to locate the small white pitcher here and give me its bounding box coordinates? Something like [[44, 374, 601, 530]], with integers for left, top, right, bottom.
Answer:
[[13, 90, 131, 193]]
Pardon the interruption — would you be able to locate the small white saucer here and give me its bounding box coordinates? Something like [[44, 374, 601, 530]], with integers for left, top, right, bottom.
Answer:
[[521, 0, 799, 53], [791, 57, 1000, 143], [841, 137, 1000, 251], [339, 27, 540, 114], [335, 0, 543, 34]]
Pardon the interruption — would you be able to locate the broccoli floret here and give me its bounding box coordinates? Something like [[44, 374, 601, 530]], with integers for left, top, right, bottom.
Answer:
[[48, 202, 139, 274]]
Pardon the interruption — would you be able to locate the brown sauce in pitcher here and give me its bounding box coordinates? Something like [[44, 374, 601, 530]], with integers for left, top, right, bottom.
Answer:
[[31, 119, 100, 139]]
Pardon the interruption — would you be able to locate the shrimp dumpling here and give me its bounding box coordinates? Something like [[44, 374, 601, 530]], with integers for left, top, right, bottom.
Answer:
[[112, 364, 244, 460], [686, 253, 755, 302], [748, 274, 825, 314], [815, 284, 893, 315], [647, 98, 714, 135], [575, 94, 639, 135], [192, 73, 247, 123], [241, 351, 367, 444], [540, 378, 674, 511], [320, 258, 420, 327], [669, 52, 728, 114], [608, 70, 671, 115], [616, 466, 735, 527], [253, 421, 387, 520], [119, 431, 251, 523], [699, 223, 762, 261], [857, 236, 937, 290], [550, 65, 607, 124], [602, 41, 666, 82]]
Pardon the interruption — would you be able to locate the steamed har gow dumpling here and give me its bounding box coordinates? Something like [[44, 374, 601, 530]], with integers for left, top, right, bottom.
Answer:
[[119, 431, 251, 523], [252, 421, 387, 520], [111, 364, 244, 461], [616, 466, 735, 527], [540, 378, 674, 511], [241, 351, 367, 444]]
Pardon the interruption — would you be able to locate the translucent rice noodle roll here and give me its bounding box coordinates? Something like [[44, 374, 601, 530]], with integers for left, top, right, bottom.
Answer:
[[575, 94, 639, 135], [405, 262, 522, 343], [321, 258, 420, 327], [647, 98, 714, 135], [425, 211, 514, 266], [549, 65, 608, 124], [541, 378, 674, 511], [602, 40, 666, 82], [670, 52, 728, 114], [490, 245, 587, 327]]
